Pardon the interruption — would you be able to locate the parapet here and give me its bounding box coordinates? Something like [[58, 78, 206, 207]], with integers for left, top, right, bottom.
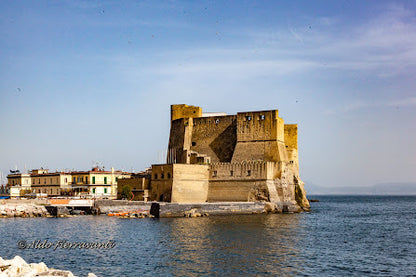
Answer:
[[171, 104, 202, 121]]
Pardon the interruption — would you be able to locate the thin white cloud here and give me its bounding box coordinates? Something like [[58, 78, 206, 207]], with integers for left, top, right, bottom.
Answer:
[[324, 96, 416, 115], [144, 4, 416, 79]]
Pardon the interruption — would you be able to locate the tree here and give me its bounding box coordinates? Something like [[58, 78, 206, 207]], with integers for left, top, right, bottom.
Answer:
[[121, 185, 132, 200]]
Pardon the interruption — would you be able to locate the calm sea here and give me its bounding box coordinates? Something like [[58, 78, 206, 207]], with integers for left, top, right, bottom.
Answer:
[[1, 196, 415, 276]]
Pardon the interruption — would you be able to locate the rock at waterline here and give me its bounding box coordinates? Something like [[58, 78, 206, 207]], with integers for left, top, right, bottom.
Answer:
[[0, 256, 96, 277]]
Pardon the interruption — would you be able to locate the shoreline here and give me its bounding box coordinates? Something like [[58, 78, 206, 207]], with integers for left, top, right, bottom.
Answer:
[[1, 199, 306, 218]]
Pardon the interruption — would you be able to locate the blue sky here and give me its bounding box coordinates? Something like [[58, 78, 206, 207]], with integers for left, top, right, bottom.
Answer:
[[1, 0, 415, 190]]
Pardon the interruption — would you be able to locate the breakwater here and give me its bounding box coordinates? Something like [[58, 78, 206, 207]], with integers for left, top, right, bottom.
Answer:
[[0, 200, 49, 218]]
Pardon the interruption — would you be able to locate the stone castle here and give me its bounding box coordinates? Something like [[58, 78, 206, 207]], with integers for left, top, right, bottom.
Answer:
[[150, 104, 309, 212]]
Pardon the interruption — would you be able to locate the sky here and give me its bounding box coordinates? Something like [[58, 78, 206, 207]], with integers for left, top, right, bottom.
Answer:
[[1, 0, 415, 190]]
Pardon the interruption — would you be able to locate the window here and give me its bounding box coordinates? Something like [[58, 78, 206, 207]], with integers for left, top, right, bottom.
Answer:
[[161, 173, 164, 179], [44, 179, 46, 184], [104, 177, 107, 184], [73, 177, 76, 183], [115, 177, 118, 182], [260, 115, 265, 120], [212, 171, 217, 177], [92, 176, 95, 184], [192, 142, 196, 146], [154, 174, 158, 180], [246, 116, 252, 121], [92, 188, 96, 194], [230, 170, 233, 176], [215, 119, 220, 124], [104, 188, 107, 194], [65, 178, 67, 183], [247, 170, 251, 176], [167, 173, 171, 179]]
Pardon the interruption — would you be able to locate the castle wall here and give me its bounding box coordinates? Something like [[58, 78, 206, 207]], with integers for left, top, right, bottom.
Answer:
[[284, 124, 299, 168], [151, 164, 174, 202], [231, 110, 287, 163], [171, 164, 209, 203], [207, 161, 282, 202], [167, 119, 187, 164], [151, 164, 209, 203], [190, 115, 237, 163]]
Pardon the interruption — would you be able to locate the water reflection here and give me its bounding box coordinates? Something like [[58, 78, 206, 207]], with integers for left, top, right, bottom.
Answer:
[[159, 214, 306, 276]]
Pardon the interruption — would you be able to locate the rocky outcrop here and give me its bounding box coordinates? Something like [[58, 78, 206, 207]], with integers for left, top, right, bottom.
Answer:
[[0, 203, 49, 218], [0, 256, 97, 277]]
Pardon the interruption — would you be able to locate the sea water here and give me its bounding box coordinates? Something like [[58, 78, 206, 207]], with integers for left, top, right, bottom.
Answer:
[[1, 196, 415, 276]]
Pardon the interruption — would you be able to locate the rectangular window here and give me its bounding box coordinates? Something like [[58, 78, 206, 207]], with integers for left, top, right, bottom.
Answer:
[[92, 176, 95, 184], [247, 170, 251, 176], [73, 177, 76, 183], [230, 170, 233, 176], [104, 177, 107, 184], [92, 188, 96, 194], [212, 171, 217, 177], [104, 188, 107, 194]]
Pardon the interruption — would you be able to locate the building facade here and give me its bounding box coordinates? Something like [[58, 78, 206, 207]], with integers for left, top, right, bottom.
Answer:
[[7, 167, 131, 199]]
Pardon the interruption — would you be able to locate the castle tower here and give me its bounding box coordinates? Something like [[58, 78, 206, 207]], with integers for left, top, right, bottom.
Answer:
[[231, 110, 288, 165]]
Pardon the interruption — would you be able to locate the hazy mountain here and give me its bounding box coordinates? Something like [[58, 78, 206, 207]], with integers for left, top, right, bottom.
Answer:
[[305, 181, 416, 195]]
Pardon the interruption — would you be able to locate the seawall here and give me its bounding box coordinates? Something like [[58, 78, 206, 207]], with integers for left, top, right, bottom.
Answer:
[[94, 200, 152, 214], [150, 202, 269, 218]]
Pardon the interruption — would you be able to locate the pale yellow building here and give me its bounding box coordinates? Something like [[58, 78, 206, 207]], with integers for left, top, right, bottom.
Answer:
[[7, 167, 131, 199], [7, 173, 32, 198], [30, 169, 71, 196], [71, 167, 131, 199]]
